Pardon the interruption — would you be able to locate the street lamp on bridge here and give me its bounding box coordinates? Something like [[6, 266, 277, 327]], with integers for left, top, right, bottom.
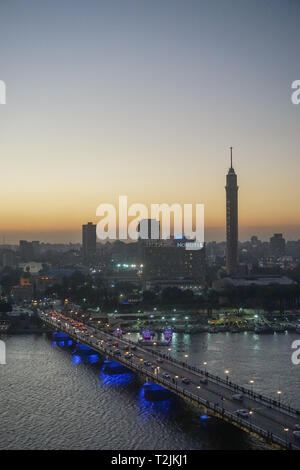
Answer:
[[277, 390, 282, 404], [284, 427, 289, 447]]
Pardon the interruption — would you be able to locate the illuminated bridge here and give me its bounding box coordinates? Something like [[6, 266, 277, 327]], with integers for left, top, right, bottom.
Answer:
[[39, 311, 300, 450]]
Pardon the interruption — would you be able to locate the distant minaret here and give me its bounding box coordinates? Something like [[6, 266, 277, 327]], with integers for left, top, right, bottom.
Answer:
[[225, 147, 238, 275]]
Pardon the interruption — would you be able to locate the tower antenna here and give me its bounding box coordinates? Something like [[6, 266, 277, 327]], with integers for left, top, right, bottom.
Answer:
[[230, 147, 233, 168]]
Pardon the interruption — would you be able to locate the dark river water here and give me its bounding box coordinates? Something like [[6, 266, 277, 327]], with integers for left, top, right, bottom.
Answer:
[[0, 331, 299, 450]]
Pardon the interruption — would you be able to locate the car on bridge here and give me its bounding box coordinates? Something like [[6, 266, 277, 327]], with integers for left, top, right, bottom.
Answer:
[[293, 431, 300, 439], [232, 393, 244, 402], [163, 372, 171, 379], [182, 378, 191, 385], [235, 409, 250, 418], [199, 377, 208, 385]]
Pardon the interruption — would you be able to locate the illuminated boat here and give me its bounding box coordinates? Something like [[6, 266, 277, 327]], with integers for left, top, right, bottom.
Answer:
[[141, 329, 152, 340], [164, 328, 173, 341]]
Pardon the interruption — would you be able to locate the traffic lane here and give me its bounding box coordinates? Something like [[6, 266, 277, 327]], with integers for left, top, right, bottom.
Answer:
[[151, 361, 298, 441], [198, 377, 299, 430], [149, 364, 294, 444], [132, 341, 300, 430], [81, 325, 300, 432], [110, 345, 299, 444], [123, 353, 296, 445]]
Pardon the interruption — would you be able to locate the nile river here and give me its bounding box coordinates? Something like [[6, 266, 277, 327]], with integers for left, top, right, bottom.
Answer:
[[0, 331, 299, 450]]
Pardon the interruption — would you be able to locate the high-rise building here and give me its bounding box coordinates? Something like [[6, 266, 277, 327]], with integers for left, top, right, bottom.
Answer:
[[270, 233, 285, 258], [225, 148, 238, 275], [251, 235, 259, 245], [19, 240, 40, 261], [19, 240, 33, 261], [143, 238, 205, 282], [82, 222, 97, 263]]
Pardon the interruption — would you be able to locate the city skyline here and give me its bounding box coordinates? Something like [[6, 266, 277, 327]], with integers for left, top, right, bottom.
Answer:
[[0, 225, 298, 246], [1, 0, 300, 243], [0, 150, 299, 244]]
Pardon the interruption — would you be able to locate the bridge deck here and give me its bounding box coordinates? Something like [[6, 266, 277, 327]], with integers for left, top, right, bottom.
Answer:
[[40, 312, 300, 450]]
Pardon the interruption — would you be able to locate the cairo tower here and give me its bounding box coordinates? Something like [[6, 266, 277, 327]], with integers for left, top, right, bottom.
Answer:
[[225, 147, 238, 275]]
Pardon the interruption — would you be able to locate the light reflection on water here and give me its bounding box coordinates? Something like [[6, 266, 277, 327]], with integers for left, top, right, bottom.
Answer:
[[138, 387, 171, 421], [99, 371, 134, 387], [72, 354, 82, 365]]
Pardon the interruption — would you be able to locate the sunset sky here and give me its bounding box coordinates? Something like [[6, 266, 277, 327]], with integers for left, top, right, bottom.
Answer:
[[0, 0, 300, 243]]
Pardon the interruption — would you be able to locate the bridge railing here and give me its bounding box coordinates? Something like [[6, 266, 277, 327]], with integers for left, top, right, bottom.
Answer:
[[128, 340, 300, 419], [133, 365, 295, 449], [81, 317, 300, 418]]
